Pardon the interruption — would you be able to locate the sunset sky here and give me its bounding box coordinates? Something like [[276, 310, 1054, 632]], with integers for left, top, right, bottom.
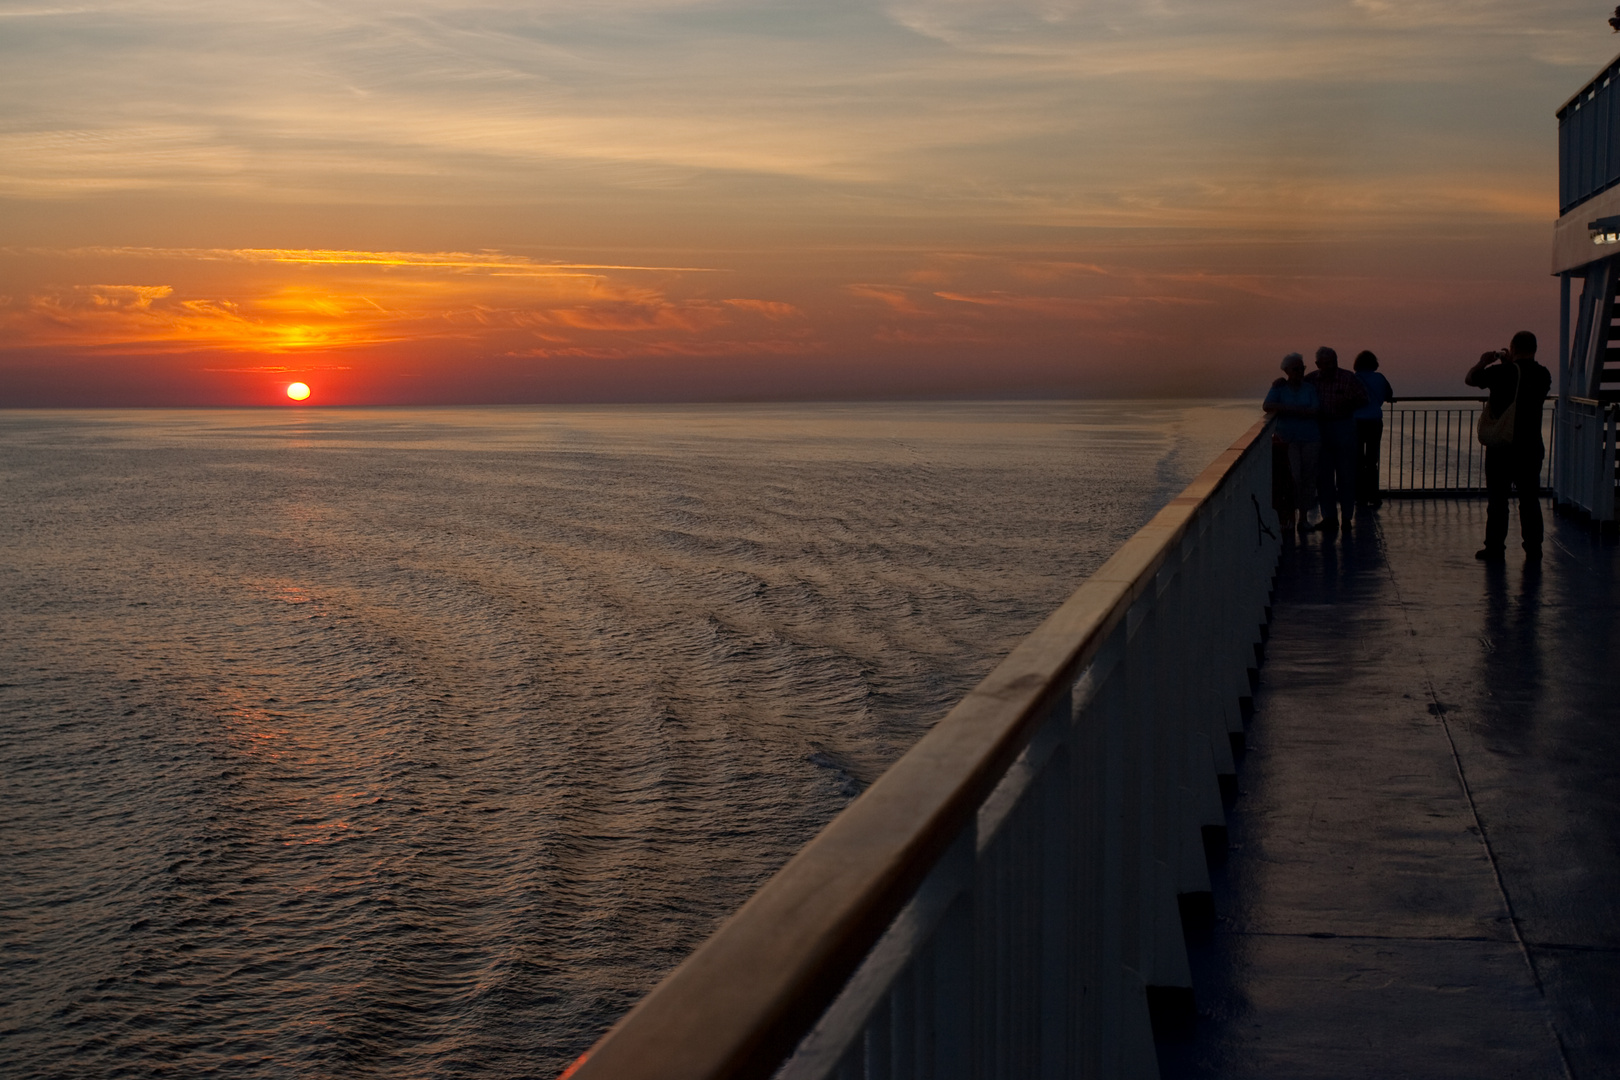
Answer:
[[2, 0, 1616, 405]]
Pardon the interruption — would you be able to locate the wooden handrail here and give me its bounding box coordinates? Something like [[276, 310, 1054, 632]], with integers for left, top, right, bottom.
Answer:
[[566, 418, 1274, 1080]]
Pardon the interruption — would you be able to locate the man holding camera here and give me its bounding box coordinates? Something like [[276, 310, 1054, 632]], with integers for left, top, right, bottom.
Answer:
[[1465, 330, 1552, 562]]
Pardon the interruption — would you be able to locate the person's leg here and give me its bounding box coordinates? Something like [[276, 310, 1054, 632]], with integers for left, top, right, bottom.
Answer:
[[1283, 442, 1303, 530], [1515, 451, 1544, 555], [1272, 440, 1294, 515], [1317, 429, 1341, 529], [1355, 420, 1382, 507], [1481, 446, 1510, 557], [1334, 421, 1357, 523], [1369, 419, 1384, 507], [1296, 442, 1320, 527]]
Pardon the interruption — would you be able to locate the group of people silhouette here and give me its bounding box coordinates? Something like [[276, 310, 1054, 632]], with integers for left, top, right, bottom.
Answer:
[[1264, 331, 1552, 562], [1264, 346, 1394, 536]]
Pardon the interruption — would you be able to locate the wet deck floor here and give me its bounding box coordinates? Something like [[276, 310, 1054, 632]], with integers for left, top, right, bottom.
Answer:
[[1160, 499, 1619, 1080]]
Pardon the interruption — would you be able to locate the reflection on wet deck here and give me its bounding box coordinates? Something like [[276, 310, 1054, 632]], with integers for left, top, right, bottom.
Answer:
[[1163, 499, 1619, 1080]]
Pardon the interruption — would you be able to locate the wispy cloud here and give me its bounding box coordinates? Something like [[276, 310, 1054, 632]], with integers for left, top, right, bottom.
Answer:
[[935, 290, 1215, 315], [198, 364, 353, 372], [845, 284, 927, 315], [42, 247, 724, 274], [0, 0, 1596, 219]]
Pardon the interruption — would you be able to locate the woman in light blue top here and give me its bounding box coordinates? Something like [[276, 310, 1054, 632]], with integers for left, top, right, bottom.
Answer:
[[1352, 350, 1396, 509], [1264, 353, 1321, 534]]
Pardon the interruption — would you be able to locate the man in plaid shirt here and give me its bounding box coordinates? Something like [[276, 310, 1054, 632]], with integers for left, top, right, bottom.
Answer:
[[1304, 346, 1368, 532]]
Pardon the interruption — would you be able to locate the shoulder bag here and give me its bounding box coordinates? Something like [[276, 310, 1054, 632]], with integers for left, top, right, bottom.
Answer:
[[1476, 363, 1520, 447]]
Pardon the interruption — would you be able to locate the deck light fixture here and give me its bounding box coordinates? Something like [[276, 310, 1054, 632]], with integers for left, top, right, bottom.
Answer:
[[1590, 215, 1620, 245]]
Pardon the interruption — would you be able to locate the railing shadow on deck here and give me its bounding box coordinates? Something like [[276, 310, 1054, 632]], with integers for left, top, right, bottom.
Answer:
[[565, 420, 1281, 1080]]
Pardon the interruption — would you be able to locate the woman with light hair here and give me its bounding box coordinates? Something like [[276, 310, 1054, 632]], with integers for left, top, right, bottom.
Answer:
[[1264, 353, 1322, 534]]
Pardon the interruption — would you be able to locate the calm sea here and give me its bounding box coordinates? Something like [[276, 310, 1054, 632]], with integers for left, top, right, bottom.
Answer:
[[0, 401, 1252, 1079]]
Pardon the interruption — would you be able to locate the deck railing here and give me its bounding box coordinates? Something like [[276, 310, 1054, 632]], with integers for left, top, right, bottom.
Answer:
[[1553, 396, 1619, 522], [1557, 54, 1620, 215], [566, 421, 1280, 1080], [1380, 397, 1555, 496]]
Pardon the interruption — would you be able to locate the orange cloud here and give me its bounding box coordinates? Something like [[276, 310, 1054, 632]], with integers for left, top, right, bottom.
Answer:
[[845, 284, 926, 315], [547, 300, 731, 333], [0, 247, 807, 362], [935, 290, 1216, 317], [16, 283, 406, 352], [502, 336, 819, 361], [53, 246, 726, 275], [721, 298, 801, 319], [198, 364, 353, 373], [1005, 261, 1112, 284]]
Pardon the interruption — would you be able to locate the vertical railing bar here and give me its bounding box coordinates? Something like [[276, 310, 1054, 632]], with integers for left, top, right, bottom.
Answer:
[[1399, 409, 1407, 490], [1422, 409, 1430, 490], [1393, 408, 1406, 492], [1467, 408, 1474, 490], [1405, 407, 1412, 491], [1405, 407, 1411, 491], [1446, 409, 1453, 489], [1405, 408, 1412, 490], [1458, 409, 1464, 490], [1386, 411, 1399, 492], [1392, 409, 1399, 491]]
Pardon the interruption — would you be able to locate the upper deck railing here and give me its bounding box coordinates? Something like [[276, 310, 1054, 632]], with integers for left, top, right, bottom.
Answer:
[[1558, 55, 1620, 215], [565, 421, 1280, 1080]]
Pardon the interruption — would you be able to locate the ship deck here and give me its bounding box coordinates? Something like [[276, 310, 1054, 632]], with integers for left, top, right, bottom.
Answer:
[[1162, 499, 1619, 1079]]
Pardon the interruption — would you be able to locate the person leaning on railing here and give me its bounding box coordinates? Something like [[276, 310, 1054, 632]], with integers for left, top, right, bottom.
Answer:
[[1264, 352, 1321, 535], [1351, 351, 1396, 510], [1465, 330, 1552, 563]]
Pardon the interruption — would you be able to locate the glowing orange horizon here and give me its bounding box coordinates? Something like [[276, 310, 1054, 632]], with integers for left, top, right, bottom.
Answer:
[[0, 236, 1563, 406], [0, 253, 799, 360]]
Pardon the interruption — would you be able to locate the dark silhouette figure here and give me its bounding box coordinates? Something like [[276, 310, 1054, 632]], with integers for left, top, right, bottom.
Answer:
[[1610, 5, 1620, 32], [1304, 346, 1368, 533], [1465, 330, 1551, 562], [1264, 352, 1321, 535], [1351, 350, 1396, 509]]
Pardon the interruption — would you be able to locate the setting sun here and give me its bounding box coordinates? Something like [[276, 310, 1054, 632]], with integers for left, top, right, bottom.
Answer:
[[286, 382, 311, 401]]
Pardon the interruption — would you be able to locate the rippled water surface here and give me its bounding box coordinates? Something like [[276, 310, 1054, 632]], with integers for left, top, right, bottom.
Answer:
[[0, 402, 1252, 1078]]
